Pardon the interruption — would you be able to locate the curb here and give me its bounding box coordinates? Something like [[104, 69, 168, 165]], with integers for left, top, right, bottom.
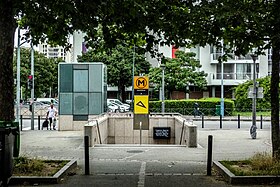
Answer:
[[213, 161, 280, 185], [9, 159, 77, 185]]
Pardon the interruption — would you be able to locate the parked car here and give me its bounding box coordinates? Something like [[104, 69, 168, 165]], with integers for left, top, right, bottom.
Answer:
[[107, 99, 130, 112], [107, 103, 119, 113], [22, 101, 48, 109]]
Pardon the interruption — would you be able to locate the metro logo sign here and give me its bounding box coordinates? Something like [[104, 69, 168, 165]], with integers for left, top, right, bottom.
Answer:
[[134, 76, 149, 90]]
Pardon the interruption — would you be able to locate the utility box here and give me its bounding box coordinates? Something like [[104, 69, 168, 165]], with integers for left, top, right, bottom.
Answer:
[[0, 121, 20, 185]]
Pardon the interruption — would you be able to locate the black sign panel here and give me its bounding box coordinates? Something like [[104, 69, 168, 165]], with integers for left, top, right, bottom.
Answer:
[[153, 127, 171, 139], [134, 89, 149, 95]]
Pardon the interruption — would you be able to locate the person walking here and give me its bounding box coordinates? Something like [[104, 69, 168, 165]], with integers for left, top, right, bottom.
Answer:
[[46, 104, 58, 130]]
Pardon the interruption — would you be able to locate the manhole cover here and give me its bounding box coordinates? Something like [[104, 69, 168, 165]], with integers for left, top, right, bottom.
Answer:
[[127, 150, 143, 153]]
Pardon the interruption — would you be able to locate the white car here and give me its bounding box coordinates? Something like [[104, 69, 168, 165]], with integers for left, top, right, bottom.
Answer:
[[107, 103, 119, 113], [107, 99, 130, 112]]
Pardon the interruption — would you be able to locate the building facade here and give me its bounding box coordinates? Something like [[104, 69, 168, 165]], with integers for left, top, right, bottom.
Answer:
[[147, 45, 270, 100]]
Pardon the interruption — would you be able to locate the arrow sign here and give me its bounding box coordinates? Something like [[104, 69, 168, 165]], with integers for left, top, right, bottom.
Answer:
[[136, 101, 146, 108], [134, 95, 149, 114]]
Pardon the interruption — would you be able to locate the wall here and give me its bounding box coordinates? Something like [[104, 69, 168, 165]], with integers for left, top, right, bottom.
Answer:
[[84, 113, 197, 147]]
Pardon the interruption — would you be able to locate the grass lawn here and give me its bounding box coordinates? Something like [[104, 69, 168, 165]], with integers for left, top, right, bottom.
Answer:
[[220, 153, 280, 176], [13, 157, 68, 176]]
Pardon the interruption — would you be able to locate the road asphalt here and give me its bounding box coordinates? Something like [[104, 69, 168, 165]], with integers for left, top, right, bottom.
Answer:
[[10, 117, 273, 187]]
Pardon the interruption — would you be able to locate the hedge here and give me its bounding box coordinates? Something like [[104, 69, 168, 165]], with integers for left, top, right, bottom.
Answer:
[[149, 98, 235, 116]]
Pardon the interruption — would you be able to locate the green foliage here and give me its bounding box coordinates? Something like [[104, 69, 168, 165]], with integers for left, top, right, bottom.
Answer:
[[13, 48, 60, 100], [77, 45, 150, 101], [234, 76, 272, 111], [13, 156, 68, 176], [220, 152, 280, 176], [149, 98, 234, 116], [149, 51, 207, 98]]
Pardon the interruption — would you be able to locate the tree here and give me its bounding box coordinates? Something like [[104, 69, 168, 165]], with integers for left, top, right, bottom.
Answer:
[[175, 1, 280, 158], [78, 45, 150, 102], [234, 76, 271, 111], [149, 51, 207, 99], [1, 0, 190, 121], [13, 48, 60, 100]]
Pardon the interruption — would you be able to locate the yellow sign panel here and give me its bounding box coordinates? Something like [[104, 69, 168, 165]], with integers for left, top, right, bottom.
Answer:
[[134, 95, 149, 114], [134, 76, 149, 90]]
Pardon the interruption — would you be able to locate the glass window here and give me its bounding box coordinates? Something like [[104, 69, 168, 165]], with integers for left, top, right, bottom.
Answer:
[[89, 93, 102, 114], [74, 70, 88, 92], [59, 93, 72, 114], [89, 64, 102, 92], [73, 93, 88, 115], [59, 64, 73, 92], [236, 63, 251, 80]]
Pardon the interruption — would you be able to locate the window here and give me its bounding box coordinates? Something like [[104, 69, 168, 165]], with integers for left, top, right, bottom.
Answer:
[[236, 63, 251, 80], [216, 63, 234, 79]]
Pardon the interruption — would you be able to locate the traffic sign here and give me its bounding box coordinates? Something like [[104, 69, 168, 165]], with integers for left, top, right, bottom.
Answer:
[[134, 76, 149, 90], [134, 95, 149, 114]]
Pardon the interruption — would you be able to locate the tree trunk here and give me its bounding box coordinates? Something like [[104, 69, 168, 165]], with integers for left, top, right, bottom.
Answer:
[[271, 46, 280, 159], [118, 83, 127, 103], [0, 1, 17, 121]]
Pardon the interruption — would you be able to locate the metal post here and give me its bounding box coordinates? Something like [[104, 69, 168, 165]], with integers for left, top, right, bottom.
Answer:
[[160, 63, 165, 113], [84, 136, 90, 175], [31, 41, 35, 130], [131, 45, 135, 111], [238, 114, 240, 129], [139, 122, 142, 145], [220, 115, 222, 129], [207, 135, 213, 176], [16, 27, 21, 125], [220, 41, 224, 117], [20, 115, 23, 131], [202, 114, 204, 128], [260, 115, 263, 129], [38, 116, 40, 130], [250, 55, 257, 139]]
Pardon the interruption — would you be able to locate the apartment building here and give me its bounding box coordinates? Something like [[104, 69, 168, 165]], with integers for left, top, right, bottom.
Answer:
[[38, 43, 66, 60], [147, 45, 270, 100]]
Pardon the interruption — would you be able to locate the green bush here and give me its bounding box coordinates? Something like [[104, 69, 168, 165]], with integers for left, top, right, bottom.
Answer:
[[149, 98, 235, 116], [234, 76, 272, 112]]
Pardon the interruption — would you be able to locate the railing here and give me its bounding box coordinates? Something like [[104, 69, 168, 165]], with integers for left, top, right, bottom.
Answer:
[[212, 73, 253, 80], [211, 53, 252, 61], [150, 107, 271, 118]]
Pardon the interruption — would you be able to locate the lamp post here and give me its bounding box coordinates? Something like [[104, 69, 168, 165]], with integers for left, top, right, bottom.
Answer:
[[31, 41, 35, 130], [16, 27, 21, 124], [131, 45, 135, 111], [160, 63, 166, 113], [220, 41, 224, 117], [250, 54, 257, 139]]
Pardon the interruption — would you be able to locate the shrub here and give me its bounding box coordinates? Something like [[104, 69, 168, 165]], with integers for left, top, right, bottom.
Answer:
[[149, 98, 235, 116]]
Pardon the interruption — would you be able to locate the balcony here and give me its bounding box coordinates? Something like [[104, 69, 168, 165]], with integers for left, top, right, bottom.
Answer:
[[211, 53, 253, 64], [208, 73, 255, 86]]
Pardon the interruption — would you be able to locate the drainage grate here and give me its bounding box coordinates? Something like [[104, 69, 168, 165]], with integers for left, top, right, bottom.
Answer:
[[127, 150, 143, 153]]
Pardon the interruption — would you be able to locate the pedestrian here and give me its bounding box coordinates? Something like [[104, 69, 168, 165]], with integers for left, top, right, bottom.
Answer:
[[46, 103, 58, 130]]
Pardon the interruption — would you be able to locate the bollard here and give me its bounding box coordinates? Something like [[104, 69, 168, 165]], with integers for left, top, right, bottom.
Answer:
[[84, 136, 90, 175], [38, 116, 40, 130], [207, 135, 213, 176], [20, 115, 23, 131], [260, 115, 263, 129], [237, 114, 240, 129], [140, 122, 142, 145], [220, 115, 222, 129], [202, 115, 204, 128]]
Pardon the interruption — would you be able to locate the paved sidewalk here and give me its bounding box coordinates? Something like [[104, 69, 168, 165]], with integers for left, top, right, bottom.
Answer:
[[10, 126, 273, 187]]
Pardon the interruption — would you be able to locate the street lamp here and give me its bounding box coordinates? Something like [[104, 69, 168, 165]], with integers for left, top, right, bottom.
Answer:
[[250, 54, 257, 139], [131, 45, 135, 111], [160, 63, 166, 113]]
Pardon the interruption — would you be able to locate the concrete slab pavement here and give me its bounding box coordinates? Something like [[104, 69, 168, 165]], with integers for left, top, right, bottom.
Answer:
[[12, 127, 273, 187]]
